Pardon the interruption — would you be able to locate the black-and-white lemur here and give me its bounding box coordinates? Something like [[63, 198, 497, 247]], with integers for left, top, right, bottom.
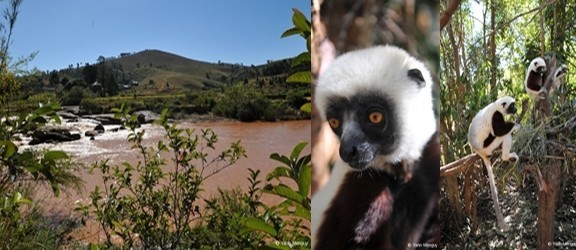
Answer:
[[549, 64, 568, 96], [524, 57, 547, 100], [312, 45, 439, 249], [467, 96, 520, 231]]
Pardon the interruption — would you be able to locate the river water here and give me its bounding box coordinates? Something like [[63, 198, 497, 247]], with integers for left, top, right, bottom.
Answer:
[[26, 119, 311, 240]]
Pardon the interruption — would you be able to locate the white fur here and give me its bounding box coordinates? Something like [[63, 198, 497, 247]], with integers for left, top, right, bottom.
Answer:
[[549, 64, 568, 96], [311, 160, 349, 249], [524, 57, 547, 100], [315, 45, 437, 164], [467, 96, 518, 159], [467, 96, 519, 231], [313, 45, 437, 247]]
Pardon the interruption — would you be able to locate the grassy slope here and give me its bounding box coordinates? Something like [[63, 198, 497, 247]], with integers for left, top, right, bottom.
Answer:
[[108, 49, 232, 91]]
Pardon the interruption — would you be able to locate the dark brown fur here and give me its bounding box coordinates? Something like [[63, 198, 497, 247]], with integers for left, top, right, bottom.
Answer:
[[526, 71, 544, 92], [314, 134, 440, 250]]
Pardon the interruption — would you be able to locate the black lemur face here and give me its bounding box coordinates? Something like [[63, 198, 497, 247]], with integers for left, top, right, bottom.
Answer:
[[325, 91, 399, 170], [502, 101, 517, 115]]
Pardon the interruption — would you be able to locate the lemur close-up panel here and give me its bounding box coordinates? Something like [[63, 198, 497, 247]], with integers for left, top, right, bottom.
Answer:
[[311, 0, 440, 249]]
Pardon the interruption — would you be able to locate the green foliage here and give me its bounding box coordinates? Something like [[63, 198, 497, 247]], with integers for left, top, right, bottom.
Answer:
[[0, 64, 19, 105], [238, 142, 311, 249], [60, 85, 94, 105], [82, 64, 98, 85], [0, 1, 85, 247], [0, 102, 81, 195], [27, 92, 59, 106], [80, 97, 147, 114], [185, 90, 218, 113], [1, 103, 83, 248], [194, 187, 263, 248], [282, 8, 312, 113], [0, 188, 80, 249], [77, 106, 247, 249], [79, 87, 309, 121], [212, 83, 270, 122], [263, 101, 289, 122], [98, 62, 119, 96]]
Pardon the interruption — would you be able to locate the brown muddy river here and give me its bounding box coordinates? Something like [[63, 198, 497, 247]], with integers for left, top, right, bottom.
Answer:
[[28, 119, 311, 239]]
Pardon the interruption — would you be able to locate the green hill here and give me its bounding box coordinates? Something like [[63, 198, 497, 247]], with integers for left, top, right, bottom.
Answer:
[[44, 49, 295, 95], [107, 49, 231, 90], [11, 49, 310, 120]]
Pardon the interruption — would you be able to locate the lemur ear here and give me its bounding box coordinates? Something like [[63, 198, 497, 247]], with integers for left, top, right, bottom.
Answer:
[[408, 69, 425, 88]]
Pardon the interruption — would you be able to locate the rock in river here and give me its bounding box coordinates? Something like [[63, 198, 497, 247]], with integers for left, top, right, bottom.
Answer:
[[133, 110, 160, 124], [94, 124, 105, 133], [82, 114, 122, 125], [29, 125, 81, 145]]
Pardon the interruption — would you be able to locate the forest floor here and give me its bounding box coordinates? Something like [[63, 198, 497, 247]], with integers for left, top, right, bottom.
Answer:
[[441, 168, 576, 249]]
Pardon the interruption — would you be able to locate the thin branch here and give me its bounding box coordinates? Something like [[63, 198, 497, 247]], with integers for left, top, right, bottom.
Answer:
[[440, 153, 480, 176], [523, 164, 549, 193], [515, 98, 530, 124], [468, 0, 557, 48], [440, 0, 462, 30], [546, 116, 576, 136]]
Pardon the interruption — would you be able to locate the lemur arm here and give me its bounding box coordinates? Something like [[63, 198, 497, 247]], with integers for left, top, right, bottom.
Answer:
[[492, 111, 516, 136]]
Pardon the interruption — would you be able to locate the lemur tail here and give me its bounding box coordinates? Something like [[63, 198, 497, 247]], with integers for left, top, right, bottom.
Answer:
[[479, 154, 510, 231]]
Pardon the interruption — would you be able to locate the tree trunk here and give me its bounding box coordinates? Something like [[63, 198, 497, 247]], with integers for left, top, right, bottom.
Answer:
[[489, 0, 497, 96], [535, 58, 563, 250], [446, 175, 462, 224], [537, 161, 561, 250]]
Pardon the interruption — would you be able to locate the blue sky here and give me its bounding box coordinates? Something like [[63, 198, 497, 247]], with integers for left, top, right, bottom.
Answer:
[[9, 1, 309, 71]]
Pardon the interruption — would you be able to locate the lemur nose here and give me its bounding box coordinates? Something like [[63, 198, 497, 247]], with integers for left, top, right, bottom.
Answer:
[[340, 142, 372, 165], [340, 144, 359, 163]]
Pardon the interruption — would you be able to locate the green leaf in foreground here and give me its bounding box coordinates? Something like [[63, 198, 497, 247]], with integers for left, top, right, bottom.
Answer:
[[300, 102, 312, 113], [240, 217, 278, 237], [43, 150, 69, 162], [264, 184, 304, 204]]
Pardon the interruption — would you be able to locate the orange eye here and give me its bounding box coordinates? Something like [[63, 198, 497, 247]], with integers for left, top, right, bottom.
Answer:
[[369, 112, 383, 124], [328, 118, 340, 129]]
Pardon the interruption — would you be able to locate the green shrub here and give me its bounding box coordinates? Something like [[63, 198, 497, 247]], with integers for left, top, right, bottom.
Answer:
[[238, 142, 311, 249], [212, 84, 269, 121], [0, 186, 81, 249], [186, 91, 218, 113], [286, 88, 310, 110], [263, 101, 287, 121], [76, 107, 247, 249], [24, 93, 59, 109], [194, 186, 263, 249], [60, 85, 94, 105], [1, 103, 83, 249]]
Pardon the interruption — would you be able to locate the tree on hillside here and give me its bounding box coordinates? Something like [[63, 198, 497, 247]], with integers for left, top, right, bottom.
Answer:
[[97, 55, 105, 64], [0, 0, 21, 104], [97, 62, 118, 96], [82, 64, 97, 84], [48, 70, 59, 86]]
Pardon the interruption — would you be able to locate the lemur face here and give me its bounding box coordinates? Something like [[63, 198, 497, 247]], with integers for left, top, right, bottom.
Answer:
[[325, 92, 399, 170], [555, 64, 568, 78], [315, 46, 436, 171], [530, 57, 547, 74], [497, 96, 517, 115]]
